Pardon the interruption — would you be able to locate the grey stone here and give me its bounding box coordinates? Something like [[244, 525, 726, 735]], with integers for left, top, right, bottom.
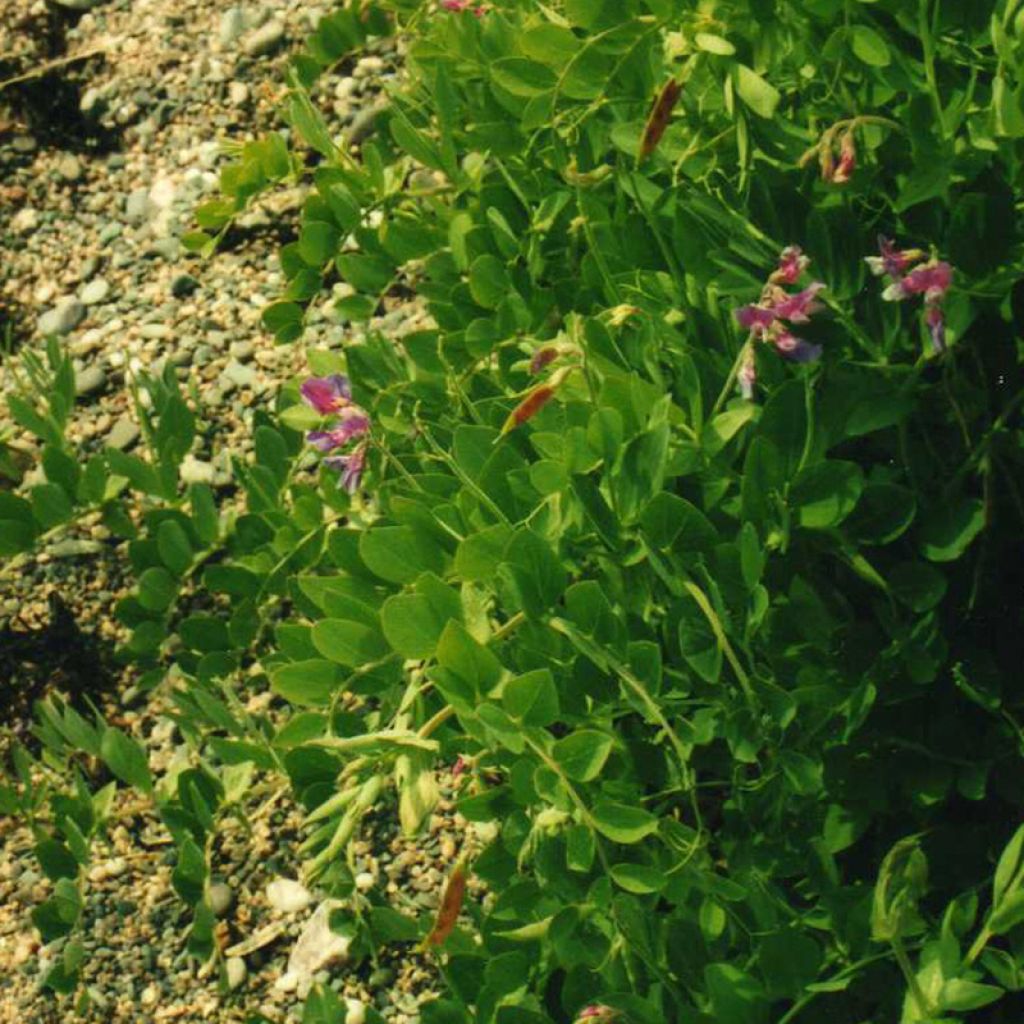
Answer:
[[220, 359, 257, 390], [225, 956, 247, 990], [98, 223, 122, 245], [80, 87, 103, 116], [228, 81, 250, 107], [229, 340, 255, 362], [107, 416, 140, 451], [79, 256, 101, 281], [74, 365, 107, 397], [80, 277, 111, 306], [140, 323, 171, 340], [243, 20, 285, 57], [144, 238, 180, 262], [219, 6, 248, 46], [125, 188, 154, 225], [39, 298, 86, 336], [52, 0, 106, 10], [12, 135, 37, 153], [171, 274, 199, 298], [56, 154, 83, 182], [208, 882, 234, 918], [179, 456, 216, 485]]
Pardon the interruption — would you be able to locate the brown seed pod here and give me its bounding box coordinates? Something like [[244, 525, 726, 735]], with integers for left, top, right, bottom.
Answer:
[[639, 78, 683, 161], [424, 858, 468, 948], [502, 384, 556, 434]]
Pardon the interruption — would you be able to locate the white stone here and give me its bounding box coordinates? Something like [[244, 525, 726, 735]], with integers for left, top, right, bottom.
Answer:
[[11, 208, 40, 235], [266, 877, 312, 914], [345, 999, 366, 1024], [354, 872, 375, 892], [273, 899, 350, 998]]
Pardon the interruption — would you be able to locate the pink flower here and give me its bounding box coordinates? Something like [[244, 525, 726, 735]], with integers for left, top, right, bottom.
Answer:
[[770, 282, 826, 323], [441, 0, 486, 11], [773, 330, 821, 363], [576, 1007, 617, 1024], [306, 407, 371, 450], [883, 260, 953, 303], [301, 374, 352, 415], [771, 245, 809, 285], [735, 304, 777, 333], [924, 304, 946, 353], [323, 446, 367, 493], [865, 237, 926, 279]]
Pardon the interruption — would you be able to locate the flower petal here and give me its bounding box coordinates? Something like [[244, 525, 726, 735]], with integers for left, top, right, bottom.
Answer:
[[774, 331, 822, 363]]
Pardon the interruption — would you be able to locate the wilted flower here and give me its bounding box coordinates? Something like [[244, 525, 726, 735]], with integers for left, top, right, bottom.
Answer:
[[323, 445, 367, 493], [771, 245, 810, 286], [440, 0, 486, 12], [865, 236, 926, 279], [738, 353, 757, 400], [300, 373, 352, 415], [503, 384, 556, 433], [575, 1006, 618, 1023], [923, 304, 946, 353], [773, 330, 822, 363], [830, 130, 856, 184]]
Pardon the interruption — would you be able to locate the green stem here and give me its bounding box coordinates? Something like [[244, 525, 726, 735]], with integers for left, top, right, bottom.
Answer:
[[918, 0, 946, 138], [893, 935, 931, 1018]]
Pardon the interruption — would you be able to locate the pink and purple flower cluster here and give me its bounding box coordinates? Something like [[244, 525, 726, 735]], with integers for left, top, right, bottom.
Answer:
[[734, 246, 826, 398], [866, 237, 953, 352], [440, 0, 487, 14], [300, 374, 370, 493]]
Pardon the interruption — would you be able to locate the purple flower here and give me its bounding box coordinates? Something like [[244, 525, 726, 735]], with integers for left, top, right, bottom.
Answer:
[[924, 304, 946, 353], [306, 407, 370, 450], [323, 446, 367, 493], [771, 245, 809, 285], [301, 374, 352, 415], [773, 331, 822, 363], [770, 282, 826, 323], [865, 237, 926, 279]]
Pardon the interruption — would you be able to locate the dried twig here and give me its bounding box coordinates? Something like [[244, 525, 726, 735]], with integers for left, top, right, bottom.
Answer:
[[0, 46, 106, 93]]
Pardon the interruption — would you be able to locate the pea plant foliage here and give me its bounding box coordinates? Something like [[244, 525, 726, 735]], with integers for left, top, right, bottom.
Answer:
[[5, 1, 1024, 1023]]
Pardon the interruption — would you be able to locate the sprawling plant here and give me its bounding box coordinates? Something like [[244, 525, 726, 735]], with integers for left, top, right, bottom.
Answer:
[[6, 1, 1024, 1022]]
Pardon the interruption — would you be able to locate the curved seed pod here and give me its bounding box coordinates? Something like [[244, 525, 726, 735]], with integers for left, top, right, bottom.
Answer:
[[423, 857, 468, 948], [639, 78, 683, 161], [303, 780, 362, 826]]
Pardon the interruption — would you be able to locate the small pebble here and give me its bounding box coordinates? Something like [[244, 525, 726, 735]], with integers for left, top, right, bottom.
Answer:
[[266, 877, 312, 915]]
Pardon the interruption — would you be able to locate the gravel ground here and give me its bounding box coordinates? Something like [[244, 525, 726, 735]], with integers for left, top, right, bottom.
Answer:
[[1, 0, 454, 1020]]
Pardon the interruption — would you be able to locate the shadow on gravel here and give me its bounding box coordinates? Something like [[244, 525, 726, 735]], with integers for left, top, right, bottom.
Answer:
[[0, 594, 117, 739], [0, 4, 122, 156]]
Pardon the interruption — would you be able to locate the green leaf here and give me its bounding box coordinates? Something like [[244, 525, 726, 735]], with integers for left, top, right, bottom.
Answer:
[[382, 575, 462, 660], [30, 482, 73, 529], [491, 58, 557, 98], [552, 730, 613, 782], [733, 64, 781, 119], [180, 615, 231, 653], [312, 618, 388, 666], [359, 526, 445, 584], [270, 659, 339, 707], [849, 25, 891, 66], [889, 562, 947, 612], [157, 519, 193, 574], [468, 254, 510, 310], [35, 837, 79, 881], [435, 621, 503, 695], [994, 824, 1024, 907], [695, 32, 736, 55], [503, 669, 559, 727], [592, 802, 659, 844], [610, 863, 666, 893], [299, 220, 340, 266], [940, 979, 1004, 1012], [677, 594, 721, 684], [920, 498, 985, 562], [100, 727, 153, 795], [791, 461, 864, 529], [137, 566, 178, 613], [0, 492, 38, 555], [500, 528, 567, 619], [990, 890, 1024, 934]]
